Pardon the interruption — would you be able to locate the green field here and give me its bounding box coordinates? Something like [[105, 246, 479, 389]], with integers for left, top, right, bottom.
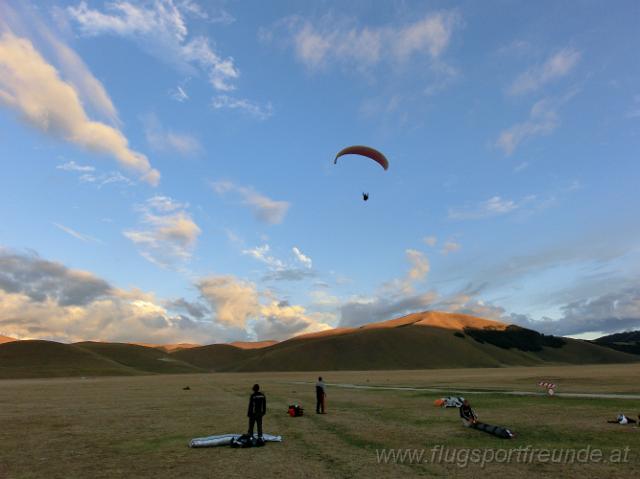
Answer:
[[1, 364, 639, 478]]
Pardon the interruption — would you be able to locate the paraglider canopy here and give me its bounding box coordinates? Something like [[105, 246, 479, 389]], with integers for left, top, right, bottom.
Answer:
[[334, 145, 389, 171]]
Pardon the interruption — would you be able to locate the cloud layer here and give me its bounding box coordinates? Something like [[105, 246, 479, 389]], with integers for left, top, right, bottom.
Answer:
[[508, 47, 581, 95], [212, 181, 290, 224], [266, 10, 461, 71], [124, 196, 201, 267], [0, 31, 159, 184], [68, 0, 239, 92]]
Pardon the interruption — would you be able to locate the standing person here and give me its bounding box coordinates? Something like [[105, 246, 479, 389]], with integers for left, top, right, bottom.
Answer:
[[459, 399, 477, 427], [247, 384, 267, 438], [316, 376, 326, 414]]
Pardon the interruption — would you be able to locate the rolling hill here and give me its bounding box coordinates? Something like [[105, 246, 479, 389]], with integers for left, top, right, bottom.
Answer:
[[0, 335, 17, 344], [0, 340, 138, 379], [593, 331, 640, 355], [73, 342, 205, 374], [1, 312, 637, 378], [170, 311, 639, 372]]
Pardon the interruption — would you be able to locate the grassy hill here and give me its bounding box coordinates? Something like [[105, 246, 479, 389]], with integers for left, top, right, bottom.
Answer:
[[73, 342, 205, 374], [0, 335, 17, 344], [169, 312, 638, 372], [171, 343, 254, 369], [1, 312, 637, 378], [593, 330, 640, 355], [0, 340, 138, 379]]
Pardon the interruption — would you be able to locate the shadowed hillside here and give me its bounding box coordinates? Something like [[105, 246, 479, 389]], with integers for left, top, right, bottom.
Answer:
[[593, 331, 640, 355], [171, 344, 254, 369], [0, 340, 138, 379], [1, 312, 637, 378], [74, 342, 205, 374], [169, 311, 639, 372]]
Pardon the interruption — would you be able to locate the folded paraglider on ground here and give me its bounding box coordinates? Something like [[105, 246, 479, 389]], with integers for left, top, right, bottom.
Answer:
[[434, 396, 465, 408], [189, 433, 283, 448], [435, 397, 516, 439], [607, 414, 638, 425]]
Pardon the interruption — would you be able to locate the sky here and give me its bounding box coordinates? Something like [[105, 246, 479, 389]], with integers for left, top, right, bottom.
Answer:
[[0, 0, 639, 344]]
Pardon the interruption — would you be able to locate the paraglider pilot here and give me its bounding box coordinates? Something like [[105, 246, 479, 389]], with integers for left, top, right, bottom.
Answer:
[[362, 192, 369, 201], [316, 376, 326, 414], [460, 399, 477, 427], [247, 383, 267, 438]]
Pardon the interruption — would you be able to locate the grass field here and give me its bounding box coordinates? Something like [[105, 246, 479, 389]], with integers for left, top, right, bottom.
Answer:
[[1, 364, 639, 478]]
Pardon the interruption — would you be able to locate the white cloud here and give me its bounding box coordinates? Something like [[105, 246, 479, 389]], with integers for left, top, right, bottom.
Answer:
[[124, 196, 200, 267], [382, 249, 430, 296], [211, 180, 290, 224], [0, 31, 159, 185], [495, 98, 560, 155], [514, 161, 529, 173], [56, 160, 95, 172], [0, 1, 120, 125], [508, 47, 581, 95], [52, 222, 100, 243], [448, 195, 525, 220], [198, 275, 259, 328], [57, 160, 134, 188], [309, 290, 341, 308], [169, 85, 189, 102], [36, 21, 120, 125], [67, 0, 239, 92], [292, 247, 312, 268], [267, 10, 461, 72], [406, 249, 430, 281], [0, 249, 329, 343], [143, 114, 201, 155], [339, 291, 438, 328], [441, 240, 461, 255], [212, 95, 273, 120], [254, 300, 331, 340], [423, 236, 438, 247], [242, 244, 285, 270], [0, 249, 217, 343], [243, 244, 315, 282]]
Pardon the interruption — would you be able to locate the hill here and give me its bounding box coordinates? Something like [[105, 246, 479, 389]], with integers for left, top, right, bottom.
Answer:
[[133, 342, 201, 352], [73, 342, 205, 374], [593, 331, 640, 355], [1, 312, 637, 378], [169, 311, 638, 372], [0, 340, 138, 379], [229, 340, 278, 349], [0, 335, 17, 344]]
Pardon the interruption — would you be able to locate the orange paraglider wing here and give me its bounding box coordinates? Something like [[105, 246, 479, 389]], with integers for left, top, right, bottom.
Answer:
[[334, 145, 389, 170]]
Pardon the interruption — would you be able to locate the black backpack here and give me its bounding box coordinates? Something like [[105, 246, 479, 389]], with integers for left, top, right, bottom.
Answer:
[[230, 434, 266, 448]]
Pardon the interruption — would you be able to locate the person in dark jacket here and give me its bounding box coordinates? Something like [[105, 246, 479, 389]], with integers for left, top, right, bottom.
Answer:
[[316, 376, 326, 414], [247, 384, 267, 438], [459, 399, 477, 427]]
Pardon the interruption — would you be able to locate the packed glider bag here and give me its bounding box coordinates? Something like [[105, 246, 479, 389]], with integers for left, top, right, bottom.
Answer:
[[189, 433, 283, 448], [288, 404, 304, 417], [434, 396, 465, 408], [471, 422, 515, 439]]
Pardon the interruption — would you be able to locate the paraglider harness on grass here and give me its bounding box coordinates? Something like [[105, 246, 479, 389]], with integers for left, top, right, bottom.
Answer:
[[288, 404, 304, 417], [434, 396, 465, 408], [458, 400, 515, 439], [230, 434, 266, 448]]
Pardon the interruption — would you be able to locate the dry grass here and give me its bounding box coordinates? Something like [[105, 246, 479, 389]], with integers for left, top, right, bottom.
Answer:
[[1, 365, 639, 478]]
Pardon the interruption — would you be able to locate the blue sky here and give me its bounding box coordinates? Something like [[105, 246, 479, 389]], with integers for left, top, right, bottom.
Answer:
[[0, 0, 639, 344]]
